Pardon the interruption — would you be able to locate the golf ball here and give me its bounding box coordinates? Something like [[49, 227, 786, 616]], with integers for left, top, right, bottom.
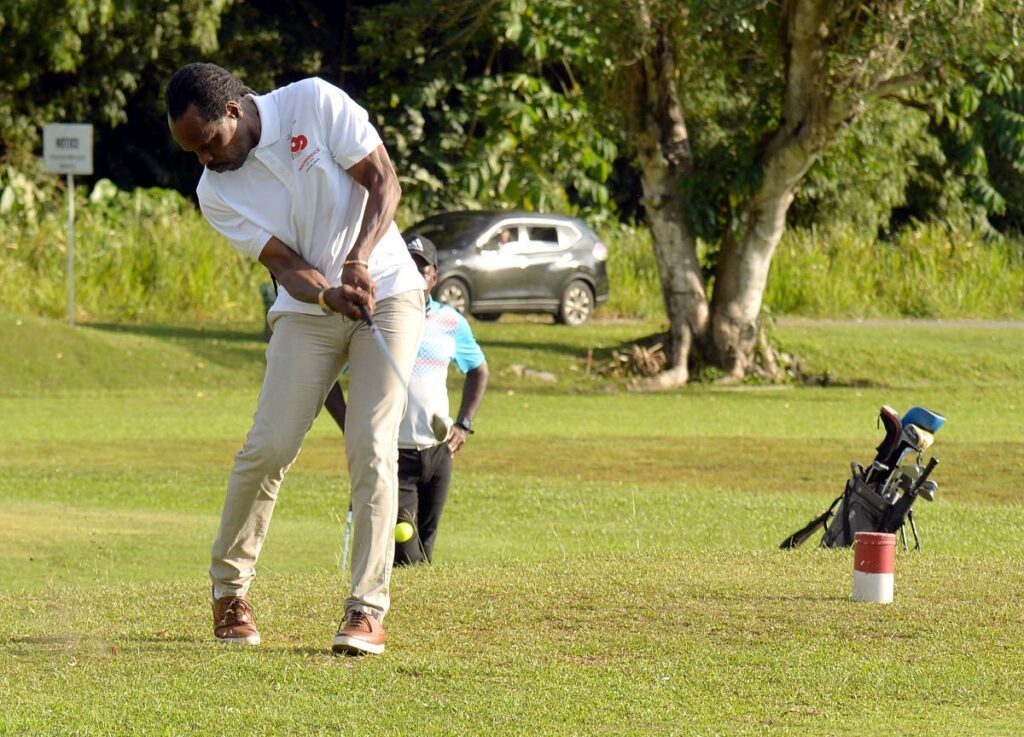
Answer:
[[395, 521, 415, 543]]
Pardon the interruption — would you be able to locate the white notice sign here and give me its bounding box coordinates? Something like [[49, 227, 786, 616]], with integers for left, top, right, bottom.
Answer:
[[43, 123, 94, 175]]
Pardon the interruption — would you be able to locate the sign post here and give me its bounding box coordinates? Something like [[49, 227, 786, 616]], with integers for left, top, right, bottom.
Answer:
[[43, 123, 93, 325]]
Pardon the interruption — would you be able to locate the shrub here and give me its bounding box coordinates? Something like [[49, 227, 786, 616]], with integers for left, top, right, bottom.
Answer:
[[765, 222, 1024, 318], [0, 176, 265, 323]]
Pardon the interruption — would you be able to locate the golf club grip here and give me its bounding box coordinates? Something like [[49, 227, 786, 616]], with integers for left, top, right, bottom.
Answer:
[[358, 302, 373, 324]]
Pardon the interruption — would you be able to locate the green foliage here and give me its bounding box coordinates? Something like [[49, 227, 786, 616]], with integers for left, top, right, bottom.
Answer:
[[354, 0, 618, 219], [923, 62, 1024, 233], [5, 178, 1024, 323], [579, 1, 1024, 244], [0, 0, 231, 164], [0, 160, 58, 226], [3, 0, 1024, 336], [599, 222, 663, 319], [791, 103, 944, 234], [0, 179, 265, 323], [764, 222, 1024, 318]]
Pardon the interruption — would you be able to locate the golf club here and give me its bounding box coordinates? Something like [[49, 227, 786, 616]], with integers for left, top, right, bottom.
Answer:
[[880, 456, 939, 537], [340, 502, 353, 573], [339, 302, 409, 574], [358, 302, 404, 380], [916, 479, 938, 502]]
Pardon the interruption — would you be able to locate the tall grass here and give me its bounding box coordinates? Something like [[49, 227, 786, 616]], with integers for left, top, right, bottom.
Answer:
[[3, 179, 1024, 322], [1, 183, 266, 324], [601, 219, 1024, 322], [765, 222, 1024, 318], [599, 221, 664, 319]]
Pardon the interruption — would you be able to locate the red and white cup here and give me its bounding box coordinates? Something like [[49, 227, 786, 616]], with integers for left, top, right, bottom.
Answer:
[[852, 532, 896, 603]]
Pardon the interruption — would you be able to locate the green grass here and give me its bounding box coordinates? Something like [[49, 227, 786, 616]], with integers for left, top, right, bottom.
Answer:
[[2, 312, 1023, 735]]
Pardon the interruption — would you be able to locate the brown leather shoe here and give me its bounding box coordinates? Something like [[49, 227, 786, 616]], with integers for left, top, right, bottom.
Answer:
[[212, 595, 261, 645], [332, 610, 385, 655]]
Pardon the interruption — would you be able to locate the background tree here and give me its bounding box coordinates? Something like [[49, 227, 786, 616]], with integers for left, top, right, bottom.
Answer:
[[5, 0, 1024, 356], [0, 0, 230, 168], [0, 1, 379, 192], [582, 0, 1024, 385], [923, 61, 1024, 234]]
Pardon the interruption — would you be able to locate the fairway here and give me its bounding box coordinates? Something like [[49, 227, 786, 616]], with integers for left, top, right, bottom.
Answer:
[[1, 314, 1023, 735]]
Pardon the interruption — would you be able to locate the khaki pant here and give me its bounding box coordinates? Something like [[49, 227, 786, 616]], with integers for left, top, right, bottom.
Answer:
[[210, 289, 424, 619]]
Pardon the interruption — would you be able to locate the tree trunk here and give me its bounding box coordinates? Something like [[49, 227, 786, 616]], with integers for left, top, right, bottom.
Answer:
[[706, 0, 830, 379], [708, 143, 820, 378], [627, 5, 708, 387]]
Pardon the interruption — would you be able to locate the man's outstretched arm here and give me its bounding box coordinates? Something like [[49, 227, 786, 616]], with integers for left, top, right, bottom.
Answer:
[[340, 144, 401, 311]]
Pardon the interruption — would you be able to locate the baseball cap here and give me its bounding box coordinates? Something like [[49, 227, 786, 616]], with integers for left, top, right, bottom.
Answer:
[[406, 235, 438, 268]]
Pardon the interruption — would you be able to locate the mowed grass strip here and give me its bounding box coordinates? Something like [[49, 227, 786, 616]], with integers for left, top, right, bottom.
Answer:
[[1, 556, 1022, 736], [2, 313, 1023, 734], [3, 429, 1021, 505], [3, 465, 1022, 593]]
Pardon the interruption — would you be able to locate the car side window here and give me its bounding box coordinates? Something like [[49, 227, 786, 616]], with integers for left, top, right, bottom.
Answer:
[[557, 225, 581, 248], [505, 225, 558, 256], [526, 226, 558, 247], [482, 225, 518, 251]]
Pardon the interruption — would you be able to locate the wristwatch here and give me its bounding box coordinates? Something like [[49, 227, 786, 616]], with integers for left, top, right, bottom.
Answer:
[[454, 417, 474, 434]]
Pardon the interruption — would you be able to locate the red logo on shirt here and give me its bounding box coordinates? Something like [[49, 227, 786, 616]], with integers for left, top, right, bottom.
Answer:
[[290, 135, 308, 154]]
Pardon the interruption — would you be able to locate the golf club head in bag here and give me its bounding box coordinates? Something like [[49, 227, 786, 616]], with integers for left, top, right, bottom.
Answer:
[[879, 457, 939, 538], [901, 406, 946, 434], [916, 479, 938, 502], [866, 405, 903, 483], [877, 424, 935, 491]]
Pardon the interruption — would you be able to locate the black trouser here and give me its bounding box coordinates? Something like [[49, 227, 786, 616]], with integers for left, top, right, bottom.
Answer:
[[394, 443, 452, 565]]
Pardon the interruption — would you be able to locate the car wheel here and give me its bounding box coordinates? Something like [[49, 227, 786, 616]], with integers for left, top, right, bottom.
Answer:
[[472, 313, 501, 322], [557, 280, 594, 326], [436, 277, 470, 315]]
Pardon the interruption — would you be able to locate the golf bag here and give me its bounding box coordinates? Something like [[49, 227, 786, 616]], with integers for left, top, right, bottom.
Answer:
[[780, 405, 945, 550]]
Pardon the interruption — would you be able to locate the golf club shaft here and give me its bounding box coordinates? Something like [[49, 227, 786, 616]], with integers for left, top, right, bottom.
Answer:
[[358, 303, 404, 380], [340, 503, 353, 573]]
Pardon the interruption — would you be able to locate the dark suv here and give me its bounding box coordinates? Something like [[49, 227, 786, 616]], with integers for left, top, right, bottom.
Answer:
[[403, 210, 609, 325]]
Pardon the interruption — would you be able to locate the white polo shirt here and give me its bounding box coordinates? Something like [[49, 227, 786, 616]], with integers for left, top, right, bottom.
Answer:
[[196, 77, 423, 315]]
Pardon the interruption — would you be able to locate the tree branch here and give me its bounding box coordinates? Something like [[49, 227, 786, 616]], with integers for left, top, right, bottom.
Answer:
[[868, 67, 933, 100], [828, 64, 937, 127], [887, 97, 933, 113], [766, 0, 829, 161]]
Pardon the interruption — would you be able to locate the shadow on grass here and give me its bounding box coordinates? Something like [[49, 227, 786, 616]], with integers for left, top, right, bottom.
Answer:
[[88, 322, 267, 372], [89, 322, 262, 344], [477, 336, 595, 361]]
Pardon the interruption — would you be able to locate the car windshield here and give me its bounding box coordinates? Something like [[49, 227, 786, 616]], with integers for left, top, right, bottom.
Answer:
[[405, 212, 497, 250]]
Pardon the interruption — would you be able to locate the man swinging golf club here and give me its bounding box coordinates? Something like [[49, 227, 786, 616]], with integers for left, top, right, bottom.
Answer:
[[166, 63, 424, 655]]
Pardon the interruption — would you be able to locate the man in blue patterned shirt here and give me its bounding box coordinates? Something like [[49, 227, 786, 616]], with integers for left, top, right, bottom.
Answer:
[[324, 235, 488, 565], [394, 235, 489, 564]]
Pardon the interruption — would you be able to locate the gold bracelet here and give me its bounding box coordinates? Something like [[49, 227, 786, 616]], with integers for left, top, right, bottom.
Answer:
[[344, 259, 369, 268], [317, 287, 334, 314]]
